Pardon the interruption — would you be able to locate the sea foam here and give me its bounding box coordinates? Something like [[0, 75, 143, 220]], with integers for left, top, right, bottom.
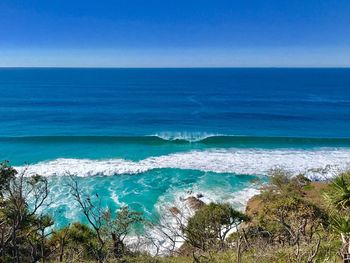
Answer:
[[15, 148, 350, 180], [153, 132, 224, 142]]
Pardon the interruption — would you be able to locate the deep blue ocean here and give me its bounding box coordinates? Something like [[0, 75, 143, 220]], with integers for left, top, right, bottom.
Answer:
[[1, 68, 350, 228]]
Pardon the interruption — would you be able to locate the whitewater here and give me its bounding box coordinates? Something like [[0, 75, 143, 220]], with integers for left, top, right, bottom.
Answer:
[[16, 147, 350, 180]]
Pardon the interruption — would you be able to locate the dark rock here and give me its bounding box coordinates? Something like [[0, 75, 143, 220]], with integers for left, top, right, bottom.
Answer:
[[185, 196, 204, 210], [196, 193, 204, 198], [169, 206, 181, 215]]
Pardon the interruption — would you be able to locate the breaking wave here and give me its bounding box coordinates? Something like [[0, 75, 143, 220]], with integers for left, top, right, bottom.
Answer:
[[3, 134, 350, 146], [15, 148, 350, 180]]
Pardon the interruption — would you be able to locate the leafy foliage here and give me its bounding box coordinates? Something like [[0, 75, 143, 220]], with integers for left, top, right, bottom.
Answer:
[[0, 161, 52, 263], [324, 171, 350, 211], [184, 203, 248, 251], [102, 206, 144, 258]]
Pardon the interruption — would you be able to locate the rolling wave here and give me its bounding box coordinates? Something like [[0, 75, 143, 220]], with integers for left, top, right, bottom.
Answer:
[[15, 148, 350, 180], [2, 134, 350, 146]]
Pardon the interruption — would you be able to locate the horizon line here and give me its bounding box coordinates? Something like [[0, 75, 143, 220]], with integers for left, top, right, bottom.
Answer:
[[0, 66, 350, 69]]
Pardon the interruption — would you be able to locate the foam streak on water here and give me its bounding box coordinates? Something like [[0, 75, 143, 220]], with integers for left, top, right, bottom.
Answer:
[[16, 148, 350, 180]]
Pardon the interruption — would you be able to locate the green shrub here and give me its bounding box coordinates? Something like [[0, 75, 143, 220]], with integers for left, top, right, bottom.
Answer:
[[184, 203, 248, 251]]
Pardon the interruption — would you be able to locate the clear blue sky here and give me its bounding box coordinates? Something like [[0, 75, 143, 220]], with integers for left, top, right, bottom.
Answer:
[[1, 0, 349, 67]]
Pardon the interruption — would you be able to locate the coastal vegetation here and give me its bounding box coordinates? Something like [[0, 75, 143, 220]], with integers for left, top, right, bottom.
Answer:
[[0, 161, 349, 262]]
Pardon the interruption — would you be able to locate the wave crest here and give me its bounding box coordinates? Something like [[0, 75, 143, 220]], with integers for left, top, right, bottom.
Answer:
[[3, 134, 350, 146], [153, 132, 222, 142]]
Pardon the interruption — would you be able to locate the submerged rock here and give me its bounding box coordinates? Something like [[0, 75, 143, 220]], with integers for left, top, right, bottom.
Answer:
[[196, 193, 204, 198], [186, 190, 193, 195]]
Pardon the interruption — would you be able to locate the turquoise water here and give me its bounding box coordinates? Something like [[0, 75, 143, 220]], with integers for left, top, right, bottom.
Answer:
[[1, 68, 350, 227], [47, 169, 259, 228], [3, 135, 350, 165]]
